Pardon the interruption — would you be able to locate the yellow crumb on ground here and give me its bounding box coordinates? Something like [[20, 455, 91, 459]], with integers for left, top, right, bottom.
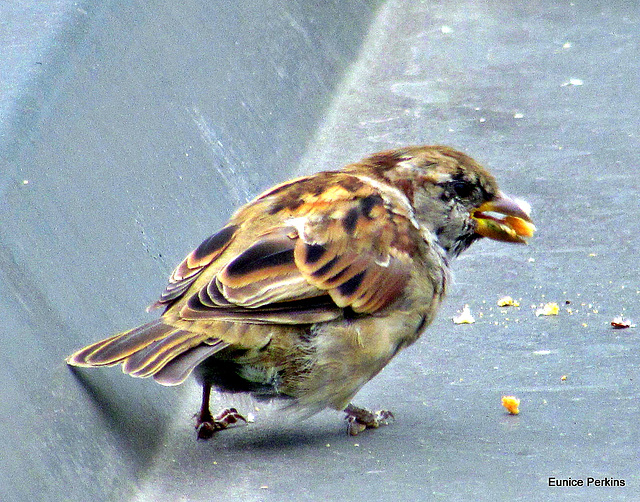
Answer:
[[501, 395, 521, 415], [453, 305, 476, 324], [535, 302, 559, 317], [497, 296, 520, 307]]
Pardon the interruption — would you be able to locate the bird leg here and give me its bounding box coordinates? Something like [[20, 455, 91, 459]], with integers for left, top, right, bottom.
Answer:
[[195, 382, 247, 440], [343, 403, 394, 436]]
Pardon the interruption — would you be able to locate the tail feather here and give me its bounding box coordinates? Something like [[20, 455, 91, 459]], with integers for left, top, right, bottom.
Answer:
[[67, 319, 171, 366], [122, 331, 225, 379], [66, 334, 126, 367], [67, 320, 227, 383], [121, 329, 190, 377]]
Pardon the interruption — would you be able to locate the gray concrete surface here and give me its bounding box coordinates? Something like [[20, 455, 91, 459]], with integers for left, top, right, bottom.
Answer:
[[1, 1, 638, 501]]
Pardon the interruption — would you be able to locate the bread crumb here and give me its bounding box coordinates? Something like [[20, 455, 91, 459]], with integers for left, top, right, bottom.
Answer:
[[501, 395, 520, 415], [453, 305, 475, 324], [535, 302, 559, 316], [611, 316, 635, 329], [497, 296, 520, 307]]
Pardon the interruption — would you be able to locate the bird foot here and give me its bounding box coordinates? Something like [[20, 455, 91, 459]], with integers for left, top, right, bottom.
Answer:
[[344, 404, 394, 436], [195, 407, 247, 440]]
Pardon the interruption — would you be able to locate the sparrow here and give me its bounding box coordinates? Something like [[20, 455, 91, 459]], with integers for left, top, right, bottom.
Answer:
[[67, 145, 535, 438]]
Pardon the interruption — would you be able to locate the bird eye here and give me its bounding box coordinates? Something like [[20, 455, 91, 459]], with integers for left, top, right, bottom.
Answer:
[[451, 180, 474, 198]]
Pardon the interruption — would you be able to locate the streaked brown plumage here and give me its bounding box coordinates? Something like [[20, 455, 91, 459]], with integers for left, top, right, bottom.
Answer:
[[67, 146, 535, 438]]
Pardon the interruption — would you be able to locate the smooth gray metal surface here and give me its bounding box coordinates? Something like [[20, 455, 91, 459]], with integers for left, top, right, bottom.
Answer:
[[2, 1, 638, 501]]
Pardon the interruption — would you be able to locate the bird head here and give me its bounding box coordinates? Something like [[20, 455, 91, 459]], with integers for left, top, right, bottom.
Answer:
[[355, 145, 535, 257]]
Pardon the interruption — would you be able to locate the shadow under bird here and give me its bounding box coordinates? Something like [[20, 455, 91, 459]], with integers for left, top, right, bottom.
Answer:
[[67, 145, 535, 438]]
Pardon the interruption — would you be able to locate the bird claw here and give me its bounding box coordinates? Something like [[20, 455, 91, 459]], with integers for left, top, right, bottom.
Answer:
[[344, 404, 394, 436], [195, 407, 247, 440]]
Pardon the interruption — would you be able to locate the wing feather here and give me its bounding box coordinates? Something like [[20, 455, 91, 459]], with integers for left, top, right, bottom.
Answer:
[[149, 225, 238, 310], [171, 172, 419, 324]]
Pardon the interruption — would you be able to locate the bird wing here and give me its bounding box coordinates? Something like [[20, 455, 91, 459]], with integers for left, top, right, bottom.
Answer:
[[159, 171, 421, 325]]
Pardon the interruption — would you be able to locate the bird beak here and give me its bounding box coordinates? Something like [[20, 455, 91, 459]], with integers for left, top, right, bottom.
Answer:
[[471, 193, 536, 244]]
